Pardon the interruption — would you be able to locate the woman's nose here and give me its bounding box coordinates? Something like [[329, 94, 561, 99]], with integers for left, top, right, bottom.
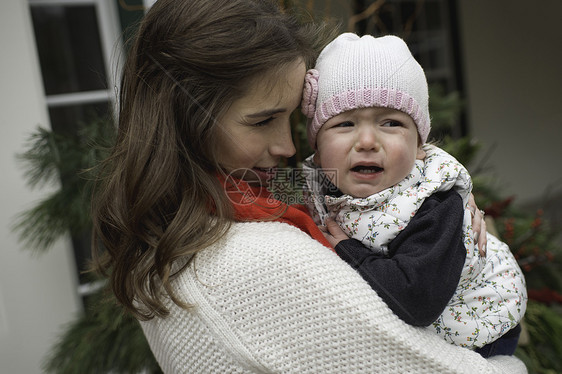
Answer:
[[270, 121, 296, 158], [354, 127, 379, 152]]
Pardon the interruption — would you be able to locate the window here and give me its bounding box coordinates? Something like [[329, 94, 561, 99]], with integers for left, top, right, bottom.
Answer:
[[370, 0, 458, 90], [352, 0, 466, 137], [30, 1, 122, 123], [29, 0, 123, 300]]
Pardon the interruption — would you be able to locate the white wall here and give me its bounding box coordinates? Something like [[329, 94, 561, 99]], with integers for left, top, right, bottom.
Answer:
[[458, 0, 562, 205], [0, 1, 81, 373]]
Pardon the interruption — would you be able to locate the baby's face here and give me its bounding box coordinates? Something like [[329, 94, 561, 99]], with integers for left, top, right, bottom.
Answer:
[[314, 107, 425, 198]]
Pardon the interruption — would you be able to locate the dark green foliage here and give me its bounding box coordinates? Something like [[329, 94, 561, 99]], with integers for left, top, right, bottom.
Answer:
[[13, 118, 115, 251], [290, 110, 312, 166], [515, 301, 562, 374], [438, 135, 481, 167], [443, 134, 562, 374], [14, 118, 163, 373], [43, 289, 162, 374], [428, 84, 464, 140]]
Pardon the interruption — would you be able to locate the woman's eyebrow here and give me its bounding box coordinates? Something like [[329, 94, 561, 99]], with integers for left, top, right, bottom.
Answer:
[[245, 108, 286, 118]]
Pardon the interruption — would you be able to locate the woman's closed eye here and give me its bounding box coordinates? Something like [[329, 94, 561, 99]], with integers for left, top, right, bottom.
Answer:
[[251, 117, 275, 127]]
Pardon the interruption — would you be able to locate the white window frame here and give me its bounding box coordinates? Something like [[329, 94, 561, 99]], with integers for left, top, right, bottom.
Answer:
[[143, 0, 156, 10], [29, 0, 123, 114], [29, 0, 123, 298]]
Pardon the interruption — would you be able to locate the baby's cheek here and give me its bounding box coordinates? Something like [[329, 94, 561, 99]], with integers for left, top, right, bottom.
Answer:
[[319, 167, 338, 185], [318, 155, 340, 180], [398, 153, 418, 177]]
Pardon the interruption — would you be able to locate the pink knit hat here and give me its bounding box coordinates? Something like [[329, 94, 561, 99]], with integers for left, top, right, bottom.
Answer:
[[302, 33, 431, 149]]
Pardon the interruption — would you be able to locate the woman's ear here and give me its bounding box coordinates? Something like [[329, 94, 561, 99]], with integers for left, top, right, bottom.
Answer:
[[416, 145, 426, 160]]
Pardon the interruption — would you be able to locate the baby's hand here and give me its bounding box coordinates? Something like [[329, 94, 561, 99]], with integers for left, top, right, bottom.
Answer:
[[318, 218, 349, 248]]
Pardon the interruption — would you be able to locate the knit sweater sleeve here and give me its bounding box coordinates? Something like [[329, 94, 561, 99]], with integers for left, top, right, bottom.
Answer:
[[139, 221, 526, 374], [335, 190, 467, 326]]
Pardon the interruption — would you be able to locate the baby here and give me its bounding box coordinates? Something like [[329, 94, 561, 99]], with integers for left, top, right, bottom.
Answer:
[[302, 33, 527, 357]]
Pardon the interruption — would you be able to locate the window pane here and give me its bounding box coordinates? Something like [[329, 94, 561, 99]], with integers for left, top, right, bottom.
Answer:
[[48, 101, 111, 136], [428, 44, 445, 70], [48, 101, 111, 285], [31, 5, 107, 95], [425, 1, 442, 31]]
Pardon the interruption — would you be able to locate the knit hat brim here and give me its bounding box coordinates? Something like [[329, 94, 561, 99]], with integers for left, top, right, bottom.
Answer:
[[307, 87, 430, 149]]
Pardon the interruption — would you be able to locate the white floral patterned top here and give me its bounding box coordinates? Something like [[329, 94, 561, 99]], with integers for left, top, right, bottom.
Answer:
[[303, 144, 527, 348]]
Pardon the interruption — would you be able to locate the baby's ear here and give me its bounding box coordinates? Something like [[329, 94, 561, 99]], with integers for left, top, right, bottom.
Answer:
[[416, 145, 426, 160], [312, 152, 322, 165]]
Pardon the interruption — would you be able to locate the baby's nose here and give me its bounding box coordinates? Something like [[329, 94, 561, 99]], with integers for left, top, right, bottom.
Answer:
[[354, 128, 379, 151]]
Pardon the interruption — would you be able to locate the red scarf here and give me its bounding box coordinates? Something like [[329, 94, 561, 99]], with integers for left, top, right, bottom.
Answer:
[[220, 175, 333, 250]]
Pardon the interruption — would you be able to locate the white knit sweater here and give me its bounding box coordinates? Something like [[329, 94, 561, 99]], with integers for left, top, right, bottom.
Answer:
[[139, 221, 527, 373]]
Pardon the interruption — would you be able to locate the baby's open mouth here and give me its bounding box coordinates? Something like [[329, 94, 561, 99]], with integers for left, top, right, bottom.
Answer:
[[351, 165, 383, 174]]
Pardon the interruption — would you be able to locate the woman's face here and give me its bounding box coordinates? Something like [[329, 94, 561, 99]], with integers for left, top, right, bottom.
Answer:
[[215, 59, 305, 184]]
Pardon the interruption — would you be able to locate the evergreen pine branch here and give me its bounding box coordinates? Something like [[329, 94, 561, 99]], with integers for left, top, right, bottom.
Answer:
[[515, 300, 562, 374], [12, 187, 90, 251], [43, 290, 162, 374], [13, 119, 115, 252], [438, 135, 481, 167], [16, 127, 63, 189], [428, 84, 464, 137]]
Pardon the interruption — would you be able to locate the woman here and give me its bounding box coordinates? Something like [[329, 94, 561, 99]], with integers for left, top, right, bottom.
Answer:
[[92, 0, 525, 372]]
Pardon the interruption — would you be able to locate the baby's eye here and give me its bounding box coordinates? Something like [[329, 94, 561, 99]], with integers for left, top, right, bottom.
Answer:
[[382, 120, 403, 127], [334, 121, 354, 128]]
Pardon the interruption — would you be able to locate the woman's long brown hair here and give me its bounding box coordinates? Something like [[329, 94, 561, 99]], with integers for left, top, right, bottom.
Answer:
[[91, 0, 333, 319]]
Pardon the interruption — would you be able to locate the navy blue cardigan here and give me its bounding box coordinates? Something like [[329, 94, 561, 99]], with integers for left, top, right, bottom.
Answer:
[[335, 189, 466, 326]]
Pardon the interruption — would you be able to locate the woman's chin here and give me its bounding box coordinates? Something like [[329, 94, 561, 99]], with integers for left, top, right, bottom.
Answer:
[[252, 167, 277, 184], [225, 167, 276, 187]]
